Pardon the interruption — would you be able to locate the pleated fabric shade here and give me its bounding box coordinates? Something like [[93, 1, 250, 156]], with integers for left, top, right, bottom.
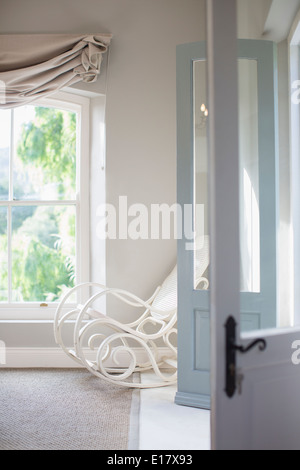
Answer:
[[0, 34, 112, 108]]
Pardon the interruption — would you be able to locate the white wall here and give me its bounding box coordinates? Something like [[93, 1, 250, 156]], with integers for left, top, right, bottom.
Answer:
[[102, 0, 205, 321], [0, 0, 205, 344], [237, 0, 273, 39]]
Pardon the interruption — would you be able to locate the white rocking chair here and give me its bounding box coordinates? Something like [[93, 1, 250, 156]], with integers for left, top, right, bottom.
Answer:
[[54, 236, 209, 388]]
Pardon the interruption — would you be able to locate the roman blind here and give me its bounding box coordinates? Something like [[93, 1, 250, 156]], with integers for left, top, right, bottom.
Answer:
[[0, 34, 112, 108]]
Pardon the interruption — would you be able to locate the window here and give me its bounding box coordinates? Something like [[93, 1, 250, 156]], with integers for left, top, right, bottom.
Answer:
[[289, 13, 300, 324], [0, 92, 89, 319]]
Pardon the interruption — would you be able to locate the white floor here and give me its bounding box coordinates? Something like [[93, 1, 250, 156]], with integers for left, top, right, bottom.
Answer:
[[138, 372, 210, 450]]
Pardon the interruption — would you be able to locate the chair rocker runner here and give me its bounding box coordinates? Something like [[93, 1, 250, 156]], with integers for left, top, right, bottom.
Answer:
[[54, 236, 209, 388]]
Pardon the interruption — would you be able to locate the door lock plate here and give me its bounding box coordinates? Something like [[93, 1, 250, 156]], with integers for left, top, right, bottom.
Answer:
[[225, 316, 267, 398]]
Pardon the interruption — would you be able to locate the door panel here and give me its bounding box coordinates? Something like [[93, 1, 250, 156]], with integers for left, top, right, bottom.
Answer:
[[176, 40, 211, 409], [238, 40, 278, 330], [209, 0, 300, 450], [215, 329, 300, 450], [176, 37, 278, 408]]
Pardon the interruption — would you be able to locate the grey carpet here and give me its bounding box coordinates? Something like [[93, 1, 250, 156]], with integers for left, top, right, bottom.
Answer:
[[0, 369, 138, 450]]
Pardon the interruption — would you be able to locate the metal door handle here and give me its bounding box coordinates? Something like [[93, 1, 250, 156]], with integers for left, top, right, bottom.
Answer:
[[233, 339, 267, 354], [225, 316, 267, 398]]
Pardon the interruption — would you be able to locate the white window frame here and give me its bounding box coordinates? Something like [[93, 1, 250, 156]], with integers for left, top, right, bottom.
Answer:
[[289, 11, 300, 325], [0, 91, 90, 320]]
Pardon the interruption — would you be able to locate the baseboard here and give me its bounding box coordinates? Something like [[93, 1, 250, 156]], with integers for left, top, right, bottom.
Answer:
[[0, 348, 83, 368], [0, 347, 176, 369], [175, 391, 211, 410]]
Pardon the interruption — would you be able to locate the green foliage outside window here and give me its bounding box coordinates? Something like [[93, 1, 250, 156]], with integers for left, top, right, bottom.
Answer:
[[0, 106, 77, 303]]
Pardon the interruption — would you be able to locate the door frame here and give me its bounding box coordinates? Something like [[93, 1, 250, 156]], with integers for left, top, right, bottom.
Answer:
[[176, 41, 210, 409], [206, 0, 241, 450], [206, 0, 300, 450]]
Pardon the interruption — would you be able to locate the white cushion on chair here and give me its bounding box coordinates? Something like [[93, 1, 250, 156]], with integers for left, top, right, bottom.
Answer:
[[151, 235, 209, 318], [195, 235, 210, 283], [151, 265, 178, 318]]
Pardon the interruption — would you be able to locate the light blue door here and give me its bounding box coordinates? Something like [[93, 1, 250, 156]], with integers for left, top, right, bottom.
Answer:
[[176, 40, 278, 409], [238, 40, 278, 332]]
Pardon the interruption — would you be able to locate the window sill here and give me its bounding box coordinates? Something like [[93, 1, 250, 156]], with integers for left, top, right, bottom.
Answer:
[[0, 304, 77, 321]]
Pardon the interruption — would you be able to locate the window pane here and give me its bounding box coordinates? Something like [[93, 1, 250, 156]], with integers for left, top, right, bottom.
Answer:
[[11, 206, 76, 302], [13, 106, 77, 201], [0, 109, 10, 201], [238, 59, 260, 293], [194, 59, 210, 290], [0, 207, 8, 302]]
